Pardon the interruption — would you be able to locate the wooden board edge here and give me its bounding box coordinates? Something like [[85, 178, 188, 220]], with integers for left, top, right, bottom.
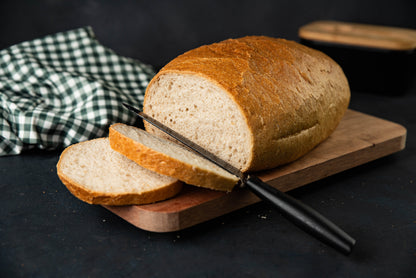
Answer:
[[103, 205, 181, 232]]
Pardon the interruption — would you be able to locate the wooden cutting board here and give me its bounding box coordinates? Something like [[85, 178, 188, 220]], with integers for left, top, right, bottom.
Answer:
[[104, 110, 407, 232]]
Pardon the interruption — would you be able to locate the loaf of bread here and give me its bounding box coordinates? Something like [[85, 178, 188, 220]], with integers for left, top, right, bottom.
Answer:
[[143, 36, 350, 172], [57, 138, 182, 205], [109, 123, 239, 191]]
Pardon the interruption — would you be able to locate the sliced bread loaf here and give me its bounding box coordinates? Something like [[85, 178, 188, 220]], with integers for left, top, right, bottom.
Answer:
[[57, 138, 182, 205], [109, 123, 239, 192], [143, 36, 350, 172]]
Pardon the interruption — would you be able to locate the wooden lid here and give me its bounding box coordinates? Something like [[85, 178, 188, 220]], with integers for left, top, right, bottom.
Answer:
[[299, 21, 416, 51]]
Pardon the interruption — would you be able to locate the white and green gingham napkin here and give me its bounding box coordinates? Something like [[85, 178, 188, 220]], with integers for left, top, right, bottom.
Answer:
[[0, 27, 155, 156]]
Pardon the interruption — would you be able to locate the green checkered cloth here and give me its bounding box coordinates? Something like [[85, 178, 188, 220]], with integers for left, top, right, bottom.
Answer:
[[0, 27, 155, 156]]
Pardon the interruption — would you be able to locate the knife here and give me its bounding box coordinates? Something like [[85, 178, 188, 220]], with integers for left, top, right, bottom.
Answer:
[[122, 103, 356, 255]]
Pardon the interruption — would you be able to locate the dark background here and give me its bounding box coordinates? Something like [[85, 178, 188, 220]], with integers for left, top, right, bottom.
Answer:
[[1, 0, 415, 69], [1, 1, 416, 277]]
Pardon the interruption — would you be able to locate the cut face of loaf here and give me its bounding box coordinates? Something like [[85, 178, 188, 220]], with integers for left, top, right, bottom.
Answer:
[[57, 138, 182, 205], [144, 36, 350, 172], [109, 123, 239, 192], [144, 74, 252, 173]]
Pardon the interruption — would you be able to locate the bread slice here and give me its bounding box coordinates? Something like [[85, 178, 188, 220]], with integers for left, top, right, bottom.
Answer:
[[57, 138, 182, 205], [143, 36, 350, 172], [109, 123, 239, 192]]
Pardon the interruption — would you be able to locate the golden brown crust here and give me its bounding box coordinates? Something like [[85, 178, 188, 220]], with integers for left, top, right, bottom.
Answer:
[[109, 124, 237, 191], [56, 139, 183, 206], [144, 36, 350, 171]]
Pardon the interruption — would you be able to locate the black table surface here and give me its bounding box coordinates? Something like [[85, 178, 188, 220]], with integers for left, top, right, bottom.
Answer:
[[1, 89, 415, 277]]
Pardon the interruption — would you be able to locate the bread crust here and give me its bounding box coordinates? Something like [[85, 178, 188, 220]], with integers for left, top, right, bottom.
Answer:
[[56, 138, 183, 205], [109, 124, 238, 191], [144, 36, 350, 172]]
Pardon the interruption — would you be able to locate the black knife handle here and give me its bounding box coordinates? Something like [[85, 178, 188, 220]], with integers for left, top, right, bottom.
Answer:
[[245, 175, 356, 255]]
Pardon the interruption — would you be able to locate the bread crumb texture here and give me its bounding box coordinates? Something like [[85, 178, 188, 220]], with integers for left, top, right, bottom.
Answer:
[[109, 123, 238, 192], [57, 138, 182, 205]]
